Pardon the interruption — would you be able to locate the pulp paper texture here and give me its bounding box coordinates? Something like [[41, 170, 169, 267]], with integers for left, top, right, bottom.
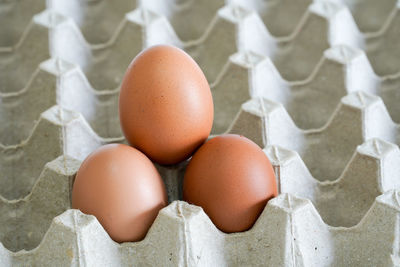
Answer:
[[0, 0, 400, 266]]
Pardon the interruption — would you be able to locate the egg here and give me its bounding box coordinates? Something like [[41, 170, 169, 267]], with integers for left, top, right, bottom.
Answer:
[[72, 144, 167, 242], [119, 45, 213, 165], [183, 134, 278, 233]]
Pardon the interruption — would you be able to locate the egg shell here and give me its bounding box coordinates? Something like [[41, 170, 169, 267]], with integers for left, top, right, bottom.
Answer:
[[183, 134, 278, 233], [71, 144, 167, 243], [119, 45, 214, 165]]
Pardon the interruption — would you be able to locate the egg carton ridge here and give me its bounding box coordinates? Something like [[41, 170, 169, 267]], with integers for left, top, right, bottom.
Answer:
[[196, 43, 400, 134], [0, 156, 79, 252], [264, 138, 400, 227], [47, 0, 138, 45], [0, 8, 167, 93], [1, 191, 400, 266], [141, 0, 225, 42], [229, 92, 399, 181], [211, 45, 380, 132], [0, 10, 58, 93], [0, 57, 124, 146], [228, 0, 313, 37], [0, 0, 46, 47], [2, 0, 399, 95], [363, 0, 400, 76], [0, 105, 114, 201], [0, 0, 400, 265]]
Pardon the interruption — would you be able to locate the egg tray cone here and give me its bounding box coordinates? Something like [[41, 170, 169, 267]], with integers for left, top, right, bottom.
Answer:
[[0, 58, 123, 145], [1, 0, 400, 266], [1, 1, 400, 142], [212, 45, 400, 132], [0, 106, 113, 201], [229, 91, 400, 181], [0, 105, 185, 253], [0, 103, 398, 261], [2, 191, 400, 266]]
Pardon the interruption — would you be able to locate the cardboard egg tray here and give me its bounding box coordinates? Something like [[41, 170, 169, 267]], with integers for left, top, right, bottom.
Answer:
[[1, 0, 400, 265]]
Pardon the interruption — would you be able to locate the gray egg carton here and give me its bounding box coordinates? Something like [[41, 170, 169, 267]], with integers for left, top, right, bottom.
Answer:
[[1, 0, 400, 266], [2, 189, 400, 266], [212, 45, 400, 132], [2, 0, 399, 138], [229, 91, 400, 181]]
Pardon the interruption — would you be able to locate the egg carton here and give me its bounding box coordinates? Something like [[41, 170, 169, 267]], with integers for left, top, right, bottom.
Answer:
[[230, 91, 400, 180], [6, 49, 397, 202], [2, 183, 400, 265], [265, 138, 400, 227], [213, 44, 400, 132], [3, 0, 395, 46], [0, 0, 138, 47], [3, 43, 399, 148], [1, 0, 400, 265], [0, 105, 104, 252], [1, 131, 400, 265], [0, 5, 230, 93], [0, 104, 186, 253], [0, 100, 399, 263], [1, 96, 398, 257], [0, 5, 250, 143], [145, 0, 400, 80], [0, 57, 122, 145], [231, 0, 398, 35], [0, 0, 46, 47], [0, 105, 110, 201], [1, 0, 399, 143]]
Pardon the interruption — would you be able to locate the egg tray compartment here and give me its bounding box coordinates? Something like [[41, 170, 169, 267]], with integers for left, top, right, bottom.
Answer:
[[0, 87, 399, 261], [4, 193, 400, 266], [0, 104, 188, 253], [1, 0, 400, 265], [0, 3, 253, 94], [0, 4, 247, 144], [3, 44, 392, 186], [2, 0, 399, 88], [3, 0, 399, 81], [2, 44, 399, 201], [1, 101, 400, 265], [1, 0, 400, 145], [229, 90, 400, 181], [0, 105, 112, 251], [2, 133, 400, 265], [2, 41, 400, 148]]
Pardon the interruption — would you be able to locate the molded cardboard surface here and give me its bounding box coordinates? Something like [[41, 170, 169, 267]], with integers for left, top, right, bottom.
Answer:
[[1, 0, 400, 265]]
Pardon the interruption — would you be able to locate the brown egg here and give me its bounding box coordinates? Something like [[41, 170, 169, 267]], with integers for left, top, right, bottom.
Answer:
[[183, 134, 278, 233], [72, 144, 167, 243], [119, 45, 213, 165]]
